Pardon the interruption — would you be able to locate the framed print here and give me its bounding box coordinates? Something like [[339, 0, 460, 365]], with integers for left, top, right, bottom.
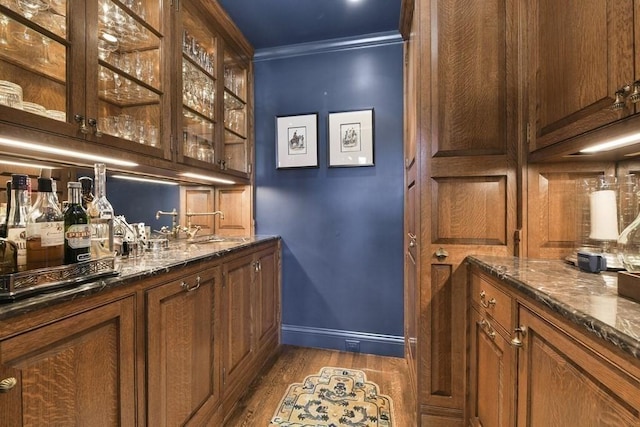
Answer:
[[276, 113, 319, 169], [328, 109, 374, 167]]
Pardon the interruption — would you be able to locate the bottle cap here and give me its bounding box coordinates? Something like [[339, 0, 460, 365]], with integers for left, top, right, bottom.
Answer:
[[37, 177, 53, 193], [10, 174, 28, 190]]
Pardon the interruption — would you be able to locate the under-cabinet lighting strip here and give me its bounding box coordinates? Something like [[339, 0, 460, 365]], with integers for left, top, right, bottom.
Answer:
[[0, 137, 139, 167], [111, 174, 179, 186], [180, 172, 236, 184], [580, 132, 640, 153]]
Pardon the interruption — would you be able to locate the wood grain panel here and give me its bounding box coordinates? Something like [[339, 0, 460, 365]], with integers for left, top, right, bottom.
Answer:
[[527, 0, 634, 151], [256, 248, 278, 349], [432, 176, 507, 244], [433, 0, 507, 156], [518, 306, 640, 426], [181, 186, 215, 235], [216, 185, 252, 236], [526, 162, 615, 259], [430, 264, 453, 397], [0, 298, 135, 426]]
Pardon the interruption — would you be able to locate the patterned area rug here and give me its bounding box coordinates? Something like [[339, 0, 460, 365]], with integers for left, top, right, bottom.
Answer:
[[269, 367, 394, 427]]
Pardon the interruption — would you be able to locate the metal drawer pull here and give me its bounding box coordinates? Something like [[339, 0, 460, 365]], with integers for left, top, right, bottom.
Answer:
[[479, 290, 496, 308], [510, 326, 527, 348], [181, 275, 201, 292], [477, 318, 496, 340], [0, 377, 17, 392]]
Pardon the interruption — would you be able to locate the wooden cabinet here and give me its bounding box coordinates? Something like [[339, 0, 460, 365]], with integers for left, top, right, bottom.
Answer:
[[524, 0, 640, 160], [402, 0, 519, 424], [467, 272, 515, 427], [0, 296, 136, 426], [219, 242, 281, 418], [146, 266, 221, 427], [177, 0, 253, 180], [0, 0, 253, 183], [516, 305, 640, 426], [467, 266, 640, 427]]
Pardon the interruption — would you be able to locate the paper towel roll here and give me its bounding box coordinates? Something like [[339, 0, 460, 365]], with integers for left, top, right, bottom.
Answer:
[[590, 190, 619, 241]]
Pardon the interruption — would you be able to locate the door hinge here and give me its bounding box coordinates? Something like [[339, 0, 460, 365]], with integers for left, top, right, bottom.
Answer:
[[222, 367, 226, 384], [526, 123, 531, 145], [248, 163, 253, 174], [514, 229, 521, 257]]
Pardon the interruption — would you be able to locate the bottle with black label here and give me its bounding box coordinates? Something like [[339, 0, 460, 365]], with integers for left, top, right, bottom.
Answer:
[[0, 180, 10, 238], [64, 182, 91, 264], [7, 174, 30, 271], [26, 176, 64, 270]]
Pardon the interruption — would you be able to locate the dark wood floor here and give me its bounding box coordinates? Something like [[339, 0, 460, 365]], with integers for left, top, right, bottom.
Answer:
[[224, 345, 416, 426]]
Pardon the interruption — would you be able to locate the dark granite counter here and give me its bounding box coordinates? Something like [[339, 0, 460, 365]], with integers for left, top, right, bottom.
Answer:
[[0, 235, 279, 321], [466, 255, 640, 360]]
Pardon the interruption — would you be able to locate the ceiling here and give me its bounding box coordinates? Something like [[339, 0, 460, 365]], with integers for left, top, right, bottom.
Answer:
[[216, 0, 402, 50]]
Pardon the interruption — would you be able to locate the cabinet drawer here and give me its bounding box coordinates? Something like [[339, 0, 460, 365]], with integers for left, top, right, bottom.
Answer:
[[471, 273, 512, 331]]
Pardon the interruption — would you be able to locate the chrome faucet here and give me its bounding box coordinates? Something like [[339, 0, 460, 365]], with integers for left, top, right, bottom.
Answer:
[[185, 211, 224, 239], [155, 208, 179, 238]]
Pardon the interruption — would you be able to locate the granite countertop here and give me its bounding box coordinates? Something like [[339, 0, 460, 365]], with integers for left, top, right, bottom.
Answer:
[[0, 235, 279, 321], [466, 255, 640, 360]]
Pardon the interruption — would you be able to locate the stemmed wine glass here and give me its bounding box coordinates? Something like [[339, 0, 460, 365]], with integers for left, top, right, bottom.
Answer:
[[0, 15, 15, 51], [13, 0, 50, 46]]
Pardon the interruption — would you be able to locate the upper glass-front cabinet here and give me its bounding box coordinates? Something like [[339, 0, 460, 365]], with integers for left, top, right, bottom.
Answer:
[[0, 0, 168, 157]]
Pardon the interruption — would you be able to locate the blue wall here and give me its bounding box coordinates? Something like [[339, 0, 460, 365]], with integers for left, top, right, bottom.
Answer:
[[254, 39, 405, 356]]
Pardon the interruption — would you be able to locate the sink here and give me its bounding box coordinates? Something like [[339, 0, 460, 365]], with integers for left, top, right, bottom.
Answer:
[[187, 235, 247, 245]]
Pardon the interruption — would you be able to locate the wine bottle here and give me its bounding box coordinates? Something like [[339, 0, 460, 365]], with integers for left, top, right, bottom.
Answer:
[[64, 182, 91, 264], [26, 177, 64, 270], [0, 180, 9, 238], [6, 174, 30, 271]]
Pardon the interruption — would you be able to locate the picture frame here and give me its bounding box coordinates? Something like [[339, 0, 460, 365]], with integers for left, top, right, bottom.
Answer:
[[328, 109, 374, 167], [276, 113, 319, 169]]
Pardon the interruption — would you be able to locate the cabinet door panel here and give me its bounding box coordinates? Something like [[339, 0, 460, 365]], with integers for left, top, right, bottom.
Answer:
[[256, 248, 278, 349], [146, 267, 220, 427], [468, 309, 514, 427], [0, 297, 136, 427], [528, 0, 634, 151], [517, 307, 640, 426], [222, 254, 254, 389]]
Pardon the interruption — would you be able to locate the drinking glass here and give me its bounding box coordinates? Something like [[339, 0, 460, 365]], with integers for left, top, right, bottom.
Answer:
[[118, 114, 135, 140]]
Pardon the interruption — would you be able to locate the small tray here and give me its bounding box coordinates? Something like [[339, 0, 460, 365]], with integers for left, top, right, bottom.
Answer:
[[617, 271, 640, 304], [0, 258, 119, 301]]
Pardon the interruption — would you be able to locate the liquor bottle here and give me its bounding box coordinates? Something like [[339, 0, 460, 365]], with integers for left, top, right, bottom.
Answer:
[[64, 182, 91, 264], [6, 174, 30, 271], [0, 180, 9, 238], [26, 177, 64, 270], [91, 164, 114, 258]]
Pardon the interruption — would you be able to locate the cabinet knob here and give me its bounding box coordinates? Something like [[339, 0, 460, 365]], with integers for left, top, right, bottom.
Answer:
[[88, 117, 102, 137], [408, 233, 417, 249], [510, 326, 527, 348], [0, 377, 17, 393], [477, 318, 496, 340]]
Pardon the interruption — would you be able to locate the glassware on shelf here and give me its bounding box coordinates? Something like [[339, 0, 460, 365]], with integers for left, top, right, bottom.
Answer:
[[15, 0, 50, 21], [0, 80, 23, 109], [22, 101, 47, 116]]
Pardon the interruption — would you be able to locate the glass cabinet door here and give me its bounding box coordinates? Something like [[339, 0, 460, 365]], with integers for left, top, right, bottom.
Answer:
[[95, 0, 164, 152], [0, 0, 70, 127], [222, 49, 248, 174], [180, 2, 217, 166]]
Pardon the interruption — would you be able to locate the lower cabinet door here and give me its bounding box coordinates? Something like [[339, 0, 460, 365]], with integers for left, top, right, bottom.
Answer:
[[146, 267, 220, 427], [0, 297, 136, 427], [468, 309, 515, 427], [255, 246, 279, 350], [517, 306, 640, 426]]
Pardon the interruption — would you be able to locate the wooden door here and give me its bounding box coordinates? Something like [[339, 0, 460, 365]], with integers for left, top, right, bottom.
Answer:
[[526, 0, 634, 152], [215, 185, 253, 236], [221, 253, 254, 392], [516, 305, 640, 426], [255, 245, 279, 351], [0, 297, 136, 426], [181, 186, 216, 235], [146, 266, 220, 427], [418, 0, 519, 425], [468, 309, 514, 427]]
